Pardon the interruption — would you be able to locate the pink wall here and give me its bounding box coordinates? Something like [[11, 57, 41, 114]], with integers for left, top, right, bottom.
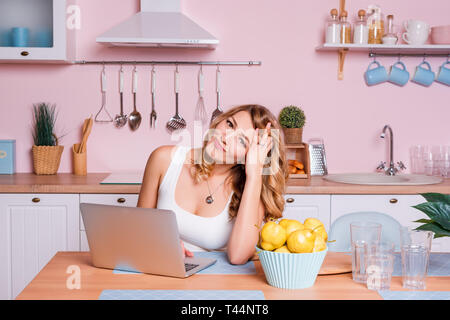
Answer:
[[0, 0, 449, 174]]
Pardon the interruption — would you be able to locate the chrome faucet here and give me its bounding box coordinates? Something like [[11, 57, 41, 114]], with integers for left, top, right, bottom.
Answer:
[[377, 125, 406, 176]]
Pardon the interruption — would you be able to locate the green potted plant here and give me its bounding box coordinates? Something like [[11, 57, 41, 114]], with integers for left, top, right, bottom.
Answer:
[[412, 193, 450, 238], [278, 105, 306, 145], [31, 103, 64, 175]]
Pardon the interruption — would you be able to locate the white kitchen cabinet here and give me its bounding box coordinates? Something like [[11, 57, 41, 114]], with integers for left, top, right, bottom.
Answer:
[[283, 195, 331, 231], [0, 0, 76, 62], [0, 193, 79, 300], [79, 194, 139, 251], [331, 195, 450, 252]]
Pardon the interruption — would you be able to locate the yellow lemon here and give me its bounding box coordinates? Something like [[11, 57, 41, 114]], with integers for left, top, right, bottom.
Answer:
[[303, 218, 324, 230], [312, 236, 327, 252], [260, 221, 287, 251], [279, 219, 304, 237], [274, 245, 291, 253], [304, 218, 328, 242], [286, 228, 316, 253], [312, 225, 328, 242]]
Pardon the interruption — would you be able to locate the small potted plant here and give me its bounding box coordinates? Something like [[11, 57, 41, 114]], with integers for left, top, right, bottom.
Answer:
[[31, 103, 64, 175], [278, 105, 306, 145]]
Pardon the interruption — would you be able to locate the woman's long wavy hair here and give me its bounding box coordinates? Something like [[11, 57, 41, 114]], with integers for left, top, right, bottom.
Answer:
[[191, 104, 288, 222]]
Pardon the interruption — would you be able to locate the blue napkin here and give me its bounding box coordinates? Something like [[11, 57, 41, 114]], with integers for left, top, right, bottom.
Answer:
[[378, 290, 450, 300], [99, 289, 265, 300], [113, 251, 256, 275], [392, 253, 450, 277]]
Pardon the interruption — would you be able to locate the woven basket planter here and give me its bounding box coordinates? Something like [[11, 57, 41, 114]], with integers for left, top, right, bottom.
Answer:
[[283, 128, 303, 145], [32, 138, 64, 175]]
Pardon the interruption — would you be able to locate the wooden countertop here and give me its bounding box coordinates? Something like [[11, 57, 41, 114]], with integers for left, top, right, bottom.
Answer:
[[0, 173, 449, 194], [16, 252, 450, 300]]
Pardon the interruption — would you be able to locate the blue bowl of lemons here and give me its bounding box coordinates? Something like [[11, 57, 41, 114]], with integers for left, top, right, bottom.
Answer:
[[256, 218, 328, 289]]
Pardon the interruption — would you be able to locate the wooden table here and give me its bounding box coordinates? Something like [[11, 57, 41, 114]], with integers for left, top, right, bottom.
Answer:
[[16, 252, 450, 300]]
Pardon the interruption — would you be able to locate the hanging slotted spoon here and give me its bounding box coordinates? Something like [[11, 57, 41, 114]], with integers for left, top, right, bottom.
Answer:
[[166, 66, 186, 133], [114, 66, 127, 128], [95, 66, 113, 123], [210, 66, 223, 123], [128, 66, 142, 131], [194, 65, 208, 127]]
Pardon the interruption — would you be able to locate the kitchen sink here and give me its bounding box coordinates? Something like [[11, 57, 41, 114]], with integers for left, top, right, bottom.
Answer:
[[323, 173, 443, 185]]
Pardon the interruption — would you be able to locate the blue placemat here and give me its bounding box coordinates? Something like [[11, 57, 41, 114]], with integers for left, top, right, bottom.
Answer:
[[99, 290, 265, 300], [113, 251, 256, 275], [378, 290, 450, 300], [392, 253, 450, 277]]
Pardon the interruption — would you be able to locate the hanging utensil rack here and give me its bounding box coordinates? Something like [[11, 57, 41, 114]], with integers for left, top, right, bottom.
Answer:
[[74, 60, 262, 66], [368, 52, 450, 58]]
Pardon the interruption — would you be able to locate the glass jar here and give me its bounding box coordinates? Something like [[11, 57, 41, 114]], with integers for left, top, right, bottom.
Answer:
[[353, 9, 369, 44], [325, 8, 340, 44], [339, 11, 352, 44], [367, 5, 385, 44], [382, 14, 398, 45]]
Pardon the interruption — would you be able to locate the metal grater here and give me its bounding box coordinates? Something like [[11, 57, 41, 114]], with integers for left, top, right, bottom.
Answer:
[[308, 138, 328, 176]]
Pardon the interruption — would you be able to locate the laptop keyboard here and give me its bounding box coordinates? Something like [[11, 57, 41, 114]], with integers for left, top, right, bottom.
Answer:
[[185, 263, 199, 272]]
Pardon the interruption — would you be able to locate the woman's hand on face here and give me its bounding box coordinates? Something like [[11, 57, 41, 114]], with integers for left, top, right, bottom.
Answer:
[[181, 240, 194, 258], [245, 122, 273, 180]]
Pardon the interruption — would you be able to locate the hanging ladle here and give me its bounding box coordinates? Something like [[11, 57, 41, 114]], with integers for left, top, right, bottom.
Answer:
[[114, 65, 127, 128], [128, 65, 142, 131]]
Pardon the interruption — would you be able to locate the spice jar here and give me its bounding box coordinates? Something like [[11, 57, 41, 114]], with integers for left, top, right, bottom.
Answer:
[[353, 9, 369, 44], [339, 11, 352, 44], [325, 8, 341, 44], [367, 4, 385, 44], [382, 15, 398, 45]]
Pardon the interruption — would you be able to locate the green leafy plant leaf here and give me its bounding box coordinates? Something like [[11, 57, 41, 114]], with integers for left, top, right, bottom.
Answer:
[[420, 193, 450, 203], [278, 106, 306, 129], [412, 202, 450, 230], [413, 219, 433, 224], [415, 222, 450, 239]]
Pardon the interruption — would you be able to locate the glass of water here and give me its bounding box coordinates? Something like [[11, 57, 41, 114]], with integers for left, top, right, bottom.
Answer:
[[350, 222, 382, 283], [400, 226, 434, 290], [364, 241, 395, 290]]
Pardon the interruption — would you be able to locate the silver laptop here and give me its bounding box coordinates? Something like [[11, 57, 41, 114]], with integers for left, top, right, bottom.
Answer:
[[80, 203, 216, 278]]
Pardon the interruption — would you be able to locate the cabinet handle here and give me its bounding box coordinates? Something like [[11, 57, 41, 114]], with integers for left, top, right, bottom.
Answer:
[[286, 197, 295, 203], [117, 198, 126, 203], [21, 51, 29, 56], [32, 197, 40, 203], [389, 198, 398, 204]]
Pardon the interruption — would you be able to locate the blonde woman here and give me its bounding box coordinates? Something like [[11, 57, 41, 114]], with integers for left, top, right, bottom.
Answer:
[[138, 104, 288, 265]]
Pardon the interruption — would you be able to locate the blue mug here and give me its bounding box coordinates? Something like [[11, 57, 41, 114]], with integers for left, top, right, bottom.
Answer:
[[388, 61, 410, 87], [365, 61, 388, 86], [412, 61, 435, 87], [436, 61, 450, 86], [11, 27, 29, 47]]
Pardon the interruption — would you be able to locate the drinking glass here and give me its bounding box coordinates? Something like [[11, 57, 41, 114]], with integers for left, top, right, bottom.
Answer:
[[364, 241, 395, 290], [409, 145, 427, 174], [350, 222, 382, 283], [400, 226, 434, 290]]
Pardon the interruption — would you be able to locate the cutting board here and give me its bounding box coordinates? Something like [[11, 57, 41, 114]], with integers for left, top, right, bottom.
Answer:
[[318, 252, 352, 275], [100, 172, 143, 185]]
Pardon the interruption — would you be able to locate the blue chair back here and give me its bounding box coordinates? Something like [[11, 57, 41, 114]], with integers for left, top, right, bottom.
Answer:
[[328, 211, 402, 252]]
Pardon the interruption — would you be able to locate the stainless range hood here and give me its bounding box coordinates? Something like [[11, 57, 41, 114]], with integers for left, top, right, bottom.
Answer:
[[96, 0, 219, 49]]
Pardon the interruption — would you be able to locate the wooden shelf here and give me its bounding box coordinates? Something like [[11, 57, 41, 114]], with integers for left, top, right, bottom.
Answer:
[[285, 144, 305, 149], [316, 43, 450, 55]]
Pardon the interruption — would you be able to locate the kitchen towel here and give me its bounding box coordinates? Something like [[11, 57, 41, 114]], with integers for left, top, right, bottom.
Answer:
[[98, 290, 265, 300], [378, 290, 450, 300], [392, 253, 450, 277], [113, 251, 257, 275]]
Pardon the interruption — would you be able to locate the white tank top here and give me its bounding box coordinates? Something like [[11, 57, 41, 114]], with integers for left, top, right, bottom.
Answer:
[[156, 146, 234, 252]]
